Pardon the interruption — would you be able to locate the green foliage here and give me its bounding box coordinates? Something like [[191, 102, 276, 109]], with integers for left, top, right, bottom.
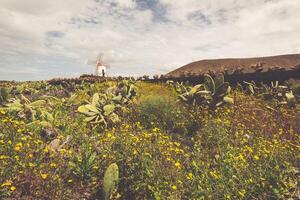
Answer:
[[0, 79, 299, 199], [287, 79, 300, 97], [77, 93, 120, 128], [203, 73, 233, 108], [173, 73, 234, 108], [243, 81, 260, 95], [1, 94, 49, 121], [0, 87, 9, 105], [77, 80, 137, 128], [137, 95, 180, 130], [114, 79, 138, 104], [69, 144, 98, 180], [285, 91, 296, 107], [187, 120, 298, 199], [103, 163, 119, 200], [243, 81, 297, 107], [135, 93, 203, 135]]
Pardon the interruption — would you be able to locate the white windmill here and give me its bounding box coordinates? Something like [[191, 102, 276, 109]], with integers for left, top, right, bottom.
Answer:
[[88, 53, 110, 77]]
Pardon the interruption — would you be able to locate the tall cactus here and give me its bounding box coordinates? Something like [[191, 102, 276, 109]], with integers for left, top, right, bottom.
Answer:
[[103, 163, 119, 200], [203, 73, 234, 108], [0, 87, 9, 105]]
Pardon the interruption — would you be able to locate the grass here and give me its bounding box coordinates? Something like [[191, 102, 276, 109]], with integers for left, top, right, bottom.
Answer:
[[0, 81, 299, 199]]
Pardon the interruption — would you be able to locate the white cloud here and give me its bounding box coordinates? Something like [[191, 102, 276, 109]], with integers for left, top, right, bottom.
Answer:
[[0, 0, 299, 80]]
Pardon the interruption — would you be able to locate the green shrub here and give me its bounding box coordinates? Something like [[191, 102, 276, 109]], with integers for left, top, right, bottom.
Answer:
[[136, 94, 203, 135], [137, 95, 178, 130], [136, 95, 197, 134]]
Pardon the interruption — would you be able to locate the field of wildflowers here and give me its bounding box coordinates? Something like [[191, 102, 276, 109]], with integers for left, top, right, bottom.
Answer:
[[0, 79, 299, 199]]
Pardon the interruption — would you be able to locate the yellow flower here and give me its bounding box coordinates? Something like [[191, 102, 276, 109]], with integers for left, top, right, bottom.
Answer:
[[1, 180, 12, 187], [0, 155, 8, 160], [50, 163, 57, 168], [10, 186, 16, 191], [174, 142, 180, 147], [44, 147, 49, 153], [171, 185, 177, 190], [174, 162, 181, 169], [68, 179, 73, 183], [59, 148, 67, 155], [186, 173, 193, 180], [133, 150, 137, 155], [14, 146, 21, 151], [0, 110, 5, 114], [238, 190, 246, 197], [152, 127, 160, 132], [29, 153, 33, 158], [40, 173, 48, 180], [210, 171, 220, 180], [254, 155, 259, 160]]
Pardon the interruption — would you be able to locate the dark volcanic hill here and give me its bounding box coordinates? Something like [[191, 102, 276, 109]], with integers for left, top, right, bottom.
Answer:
[[167, 54, 300, 78]]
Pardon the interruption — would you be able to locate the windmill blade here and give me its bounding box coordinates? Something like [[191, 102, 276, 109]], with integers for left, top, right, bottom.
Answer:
[[86, 52, 104, 65]]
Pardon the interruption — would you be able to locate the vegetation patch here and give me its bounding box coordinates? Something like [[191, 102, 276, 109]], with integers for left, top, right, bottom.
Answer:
[[0, 76, 299, 199]]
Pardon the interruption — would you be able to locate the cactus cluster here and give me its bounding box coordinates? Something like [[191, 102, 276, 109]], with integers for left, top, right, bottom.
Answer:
[[1, 94, 52, 121], [243, 81, 296, 107], [114, 79, 138, 104], [77, 80, 137, 127], [203, 73, 233, 108], [172, 73, 233, 108], [77, 93, 120, 127]]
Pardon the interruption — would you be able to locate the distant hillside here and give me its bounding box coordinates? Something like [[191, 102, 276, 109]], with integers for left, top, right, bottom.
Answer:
[[167, 54, 300, 78]]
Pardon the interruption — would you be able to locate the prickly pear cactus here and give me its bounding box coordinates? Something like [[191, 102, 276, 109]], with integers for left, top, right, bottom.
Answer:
[[204, 74, 215, 94], [103, 163, 119, 200], [0, 87, 9, 104]]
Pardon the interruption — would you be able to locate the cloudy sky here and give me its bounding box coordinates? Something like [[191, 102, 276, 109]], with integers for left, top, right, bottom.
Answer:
[[0, 0, 299, 80]]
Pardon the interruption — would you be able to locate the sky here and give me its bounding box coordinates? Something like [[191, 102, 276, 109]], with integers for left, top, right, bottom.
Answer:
[[0, 0, 300, 81]]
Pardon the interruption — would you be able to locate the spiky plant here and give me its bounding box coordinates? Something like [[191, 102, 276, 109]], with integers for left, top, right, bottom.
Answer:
[[203, 73, 234, 108], [77, 93, 119, 127], [103, 163, 119, 200], [172, 73, 234, 108], [0, 87, 9, 105]]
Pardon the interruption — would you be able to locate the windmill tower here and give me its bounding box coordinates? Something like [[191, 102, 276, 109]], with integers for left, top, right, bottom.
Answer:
[[95, 58, 107, 77], [87, 53, 111, 77]]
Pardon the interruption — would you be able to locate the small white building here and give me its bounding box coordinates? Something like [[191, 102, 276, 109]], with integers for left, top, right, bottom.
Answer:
[[96, 59, 107, 77]]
